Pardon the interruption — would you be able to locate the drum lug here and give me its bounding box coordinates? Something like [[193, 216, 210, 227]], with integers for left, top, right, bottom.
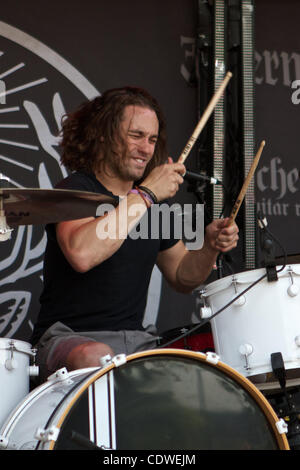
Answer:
[[0, 435, 9, 449], [287, 284, 299, 297], [99, 354, 113, 367], [200, 306, 212, 319], [232, 277, 246, 306], [35, 425, 59, 443], [233, 295, 246, 307], [28, 365, 39, 377], [275, 418, 288, 435], [239, 343, 253, 370], [99, 354, 127, 368], [112, 354, 127, 367], [47, 367, 70, 382], [205, 352, 220, 365], [287, 267, 299, 297], [5, 358, 18, 370]]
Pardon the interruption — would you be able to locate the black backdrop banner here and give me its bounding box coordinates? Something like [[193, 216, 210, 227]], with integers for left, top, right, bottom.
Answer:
[[0, 0, 198, 340], [255, 0, 300, 260]]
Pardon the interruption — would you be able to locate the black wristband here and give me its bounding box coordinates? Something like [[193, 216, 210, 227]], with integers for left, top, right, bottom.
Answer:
[[138, 186, 158, 204]]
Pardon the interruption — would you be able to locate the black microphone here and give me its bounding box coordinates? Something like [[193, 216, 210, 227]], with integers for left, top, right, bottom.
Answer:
[[183, 170, 222, 185]]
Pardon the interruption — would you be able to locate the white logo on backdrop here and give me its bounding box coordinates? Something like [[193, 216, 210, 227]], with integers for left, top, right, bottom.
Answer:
[[0, 22, 162, 337]]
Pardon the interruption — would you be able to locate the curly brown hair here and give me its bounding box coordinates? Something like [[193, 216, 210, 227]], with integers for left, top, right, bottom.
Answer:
[[59, 86, 168, 180]]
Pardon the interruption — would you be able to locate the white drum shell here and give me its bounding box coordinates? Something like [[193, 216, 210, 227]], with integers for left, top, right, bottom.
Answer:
[[0, 339, 33, 427], [0, 367, 98, 450], [201, 265, 300, 386], [0, 353, 289, 451]]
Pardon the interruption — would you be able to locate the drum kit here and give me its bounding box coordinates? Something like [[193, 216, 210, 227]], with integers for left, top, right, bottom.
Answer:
[[0, 177, 297, 451], [0, 73, 296, 451]]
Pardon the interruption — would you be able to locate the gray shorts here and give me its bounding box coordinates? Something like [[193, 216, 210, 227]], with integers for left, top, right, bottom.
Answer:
[[34, 321, 160, 383]]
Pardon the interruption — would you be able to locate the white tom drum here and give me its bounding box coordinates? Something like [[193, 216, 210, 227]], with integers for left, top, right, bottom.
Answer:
[[199, 264, 300, 389], [0, 338, 38, 427], [0, 350, 289, 450]]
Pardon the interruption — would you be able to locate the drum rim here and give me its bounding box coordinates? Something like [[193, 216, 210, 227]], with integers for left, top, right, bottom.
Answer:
[[48, 349, 289, 451], [0, 337, 32, 349], [201, 264, 300, 296]]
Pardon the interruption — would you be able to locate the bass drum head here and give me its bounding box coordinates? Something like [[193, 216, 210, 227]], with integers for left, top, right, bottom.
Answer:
[[50, 350, 288, 450]]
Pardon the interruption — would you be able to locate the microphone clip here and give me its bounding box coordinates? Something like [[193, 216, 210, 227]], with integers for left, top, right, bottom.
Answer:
[[257, 212, 278, 282]]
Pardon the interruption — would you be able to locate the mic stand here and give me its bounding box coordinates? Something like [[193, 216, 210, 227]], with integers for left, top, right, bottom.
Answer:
[[257, 212, 278, 282], [216, 254, 223, 279]]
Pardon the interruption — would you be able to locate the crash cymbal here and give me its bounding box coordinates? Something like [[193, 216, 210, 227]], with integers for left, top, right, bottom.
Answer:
[[0, 187, 118, 226]]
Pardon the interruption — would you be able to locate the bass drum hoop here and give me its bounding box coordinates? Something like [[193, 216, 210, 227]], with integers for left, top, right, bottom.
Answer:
[[46, 349, 289, 451]]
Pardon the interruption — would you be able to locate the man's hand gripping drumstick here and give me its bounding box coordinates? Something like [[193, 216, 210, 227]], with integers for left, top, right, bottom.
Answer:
[[212, 140, 266, 258]]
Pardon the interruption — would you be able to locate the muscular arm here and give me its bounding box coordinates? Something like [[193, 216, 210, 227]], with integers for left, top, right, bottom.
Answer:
[[56, 161, 186, 273], [157, 218, 239, 293], [56, 192, 148, 272]]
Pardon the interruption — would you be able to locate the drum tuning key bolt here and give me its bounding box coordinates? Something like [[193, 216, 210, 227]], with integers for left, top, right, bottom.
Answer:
[[5, 341, 39, 376], [238, 343, 253, 371], [5, 340, 18, 371], [232, 276, 246, 307], [198, 289, 212, 319], [287, 266, 299, 297], [29, 348, 39, 377]]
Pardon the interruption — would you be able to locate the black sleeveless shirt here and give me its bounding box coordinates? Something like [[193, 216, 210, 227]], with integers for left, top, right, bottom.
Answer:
[[31, 172, 179, 344]]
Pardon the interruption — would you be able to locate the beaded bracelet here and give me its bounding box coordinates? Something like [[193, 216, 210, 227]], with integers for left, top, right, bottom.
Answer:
[[128, 188, 153, 207], [138, 185, 158, 204]]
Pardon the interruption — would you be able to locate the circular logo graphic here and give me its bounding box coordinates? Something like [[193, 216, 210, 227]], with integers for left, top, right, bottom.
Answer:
[[0, 21, 100, 338]]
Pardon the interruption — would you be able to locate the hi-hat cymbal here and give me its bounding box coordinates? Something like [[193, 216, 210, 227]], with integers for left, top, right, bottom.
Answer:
[[0, 188, 118, 226]]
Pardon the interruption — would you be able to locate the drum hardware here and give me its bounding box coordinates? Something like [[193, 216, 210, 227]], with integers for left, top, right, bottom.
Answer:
[[0, 194, 13, 242], [239, 343, 253, 371], [216, 253, 224, 279], [271, 352, 287, 391], [99, 353, 127, 368], [4, 340, 39, 376], [0, 338, 39, 428], [266, 385, 300, 451], [287, 266, 300, 297], [35, 426, 60, 444], [205, 351, 220, 365], [0, 175, 13, 240], [198, 288, 212, 319], [99, 354, 113, 367], [257, 211, 288, 282], [159, 271, 268, 351], [198, 270, 268, 321], [0, 350, 290, 450], [46, 367, 72, 383], [0, 180, 117, 235], [69, 431, 104, 450], [232, 276, 246, 306], [157, 322, 214, 352], [263, 353, 300, 450], [201, 264, 300, 391], [181, 328, 194, 350]]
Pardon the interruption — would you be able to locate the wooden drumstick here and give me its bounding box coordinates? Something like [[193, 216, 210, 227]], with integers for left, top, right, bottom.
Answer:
[[228, 140, 266, 225], [178, 71, 233, 164]]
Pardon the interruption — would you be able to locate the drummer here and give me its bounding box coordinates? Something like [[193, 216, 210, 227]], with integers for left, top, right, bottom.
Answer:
[[31, 86, 239, 382]]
